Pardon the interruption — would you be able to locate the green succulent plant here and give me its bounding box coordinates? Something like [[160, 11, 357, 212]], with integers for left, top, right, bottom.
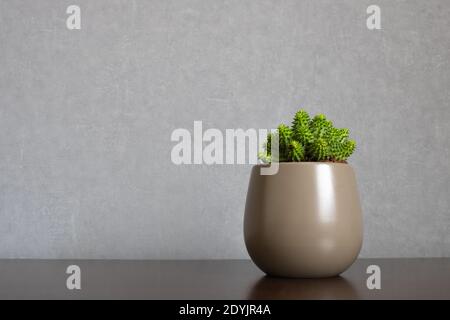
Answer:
[[260, 109, 356, 163]]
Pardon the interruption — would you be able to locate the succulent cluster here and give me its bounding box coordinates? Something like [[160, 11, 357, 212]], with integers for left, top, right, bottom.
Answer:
[[259, 110, 356, 163]]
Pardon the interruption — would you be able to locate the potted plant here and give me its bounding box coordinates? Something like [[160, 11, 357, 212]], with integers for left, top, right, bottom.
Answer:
[[244, 109, 362, 278]]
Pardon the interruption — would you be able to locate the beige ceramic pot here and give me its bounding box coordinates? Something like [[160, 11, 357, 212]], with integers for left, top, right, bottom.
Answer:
[[244, 163, 363, 278]]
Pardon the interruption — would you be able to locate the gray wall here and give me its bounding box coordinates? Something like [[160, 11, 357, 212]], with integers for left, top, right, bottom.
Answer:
[[1, 0, 449, 259]]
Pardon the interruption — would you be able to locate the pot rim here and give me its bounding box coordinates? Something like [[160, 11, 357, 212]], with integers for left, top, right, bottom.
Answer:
[[254, 162, 351, 166]]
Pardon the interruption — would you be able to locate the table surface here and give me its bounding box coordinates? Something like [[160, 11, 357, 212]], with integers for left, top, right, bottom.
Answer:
[[0, 258, 449, 299]]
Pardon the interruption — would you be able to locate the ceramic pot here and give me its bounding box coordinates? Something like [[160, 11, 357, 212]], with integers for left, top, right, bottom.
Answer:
[[244, 163, 363, 278]]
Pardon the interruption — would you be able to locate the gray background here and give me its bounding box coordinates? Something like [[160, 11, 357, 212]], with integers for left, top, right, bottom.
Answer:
[[0, 0, 449, 259]]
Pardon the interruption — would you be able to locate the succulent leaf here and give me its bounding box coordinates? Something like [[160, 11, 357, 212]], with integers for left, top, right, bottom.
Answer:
[[292, 110, 313, 145], [258, 109, 356, 163], [289, 140, 305, 161]]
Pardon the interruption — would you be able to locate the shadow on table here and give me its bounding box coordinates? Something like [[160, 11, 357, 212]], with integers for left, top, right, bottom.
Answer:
[[247, 275, 359, 299]]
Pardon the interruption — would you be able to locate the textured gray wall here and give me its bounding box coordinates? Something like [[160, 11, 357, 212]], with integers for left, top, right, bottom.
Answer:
[[0, 0, 449, 259]]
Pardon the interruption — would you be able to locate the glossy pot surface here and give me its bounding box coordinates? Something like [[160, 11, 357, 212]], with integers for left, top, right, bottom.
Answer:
[[244, 163, 363, 278]]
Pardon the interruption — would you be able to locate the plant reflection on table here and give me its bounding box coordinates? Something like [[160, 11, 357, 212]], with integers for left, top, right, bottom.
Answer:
[[247, 275, 359, 300]]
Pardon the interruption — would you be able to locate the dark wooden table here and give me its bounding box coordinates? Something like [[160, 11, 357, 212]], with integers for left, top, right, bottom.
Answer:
[[0, 258, 449, 299]]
